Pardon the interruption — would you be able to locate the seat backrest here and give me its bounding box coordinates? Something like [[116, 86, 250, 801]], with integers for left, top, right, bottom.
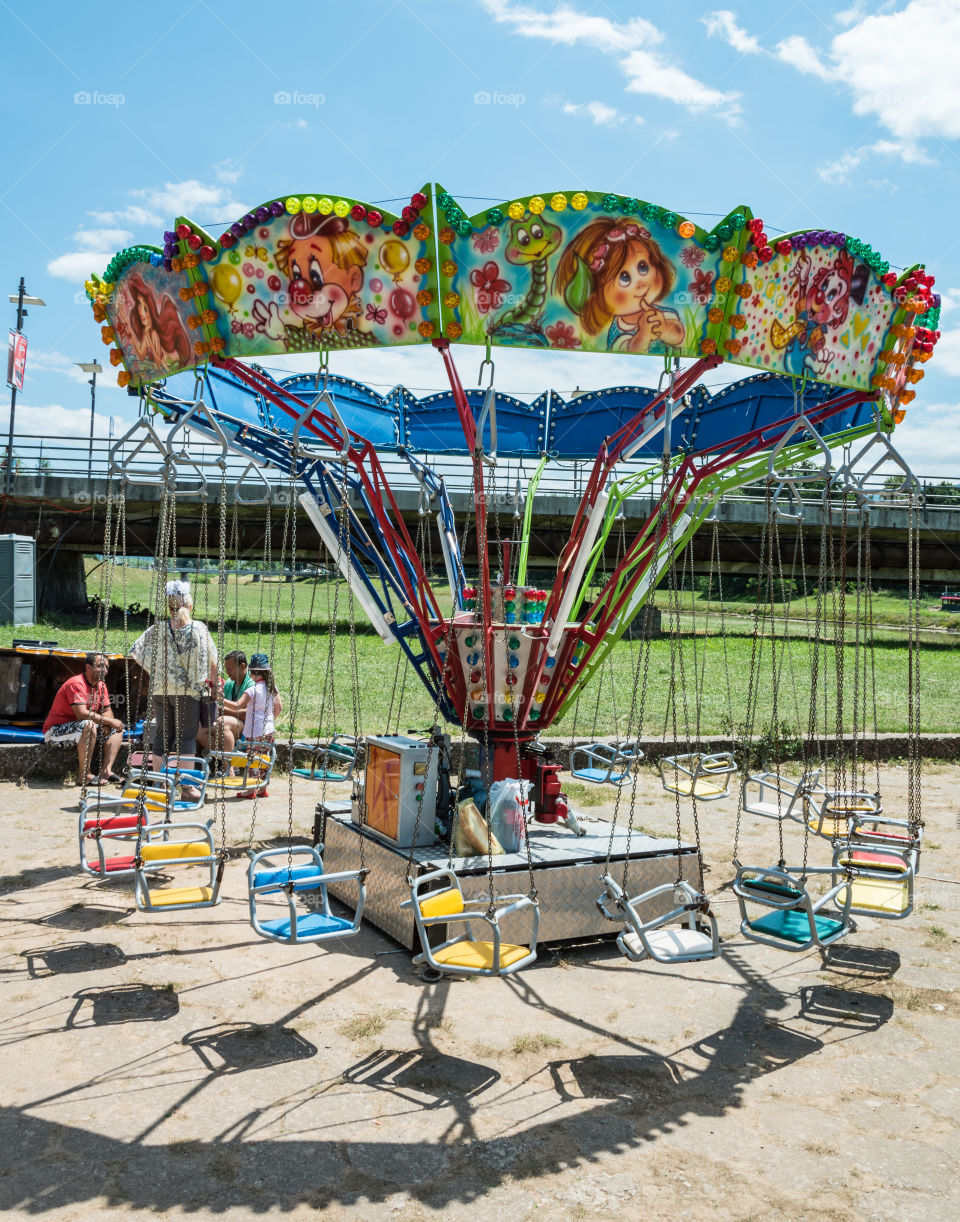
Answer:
[[419, 887, 465, 919], [742, 877, 803, 901]]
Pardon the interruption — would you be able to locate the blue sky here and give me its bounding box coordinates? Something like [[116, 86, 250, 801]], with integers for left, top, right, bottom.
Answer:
[[4, 0, 960, 472]]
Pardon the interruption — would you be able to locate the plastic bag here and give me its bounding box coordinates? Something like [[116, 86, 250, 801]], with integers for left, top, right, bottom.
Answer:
[[453, 797, 504, 857], [487, 779, 529, 854]]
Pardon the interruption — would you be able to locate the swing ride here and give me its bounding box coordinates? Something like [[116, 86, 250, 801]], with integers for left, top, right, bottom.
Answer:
[[79, 183, 937, 972]]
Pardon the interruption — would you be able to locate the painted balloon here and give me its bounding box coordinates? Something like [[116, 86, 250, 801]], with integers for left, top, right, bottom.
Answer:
[[390, 287, 415, 321], [211, 264, 243, 311], [380, 239, 410, 282]]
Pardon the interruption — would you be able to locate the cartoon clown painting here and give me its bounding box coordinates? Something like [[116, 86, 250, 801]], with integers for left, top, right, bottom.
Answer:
[[771, 249, 869, 379], [251, 212, 375, 350]]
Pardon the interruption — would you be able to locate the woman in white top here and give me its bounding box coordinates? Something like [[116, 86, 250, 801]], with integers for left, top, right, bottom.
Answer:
[[236, 652, 282, 745]]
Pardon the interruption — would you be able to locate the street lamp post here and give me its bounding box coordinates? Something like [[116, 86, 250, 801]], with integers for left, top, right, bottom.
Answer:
[[6, 277, 46, 494], [76, 359, 103, 480]]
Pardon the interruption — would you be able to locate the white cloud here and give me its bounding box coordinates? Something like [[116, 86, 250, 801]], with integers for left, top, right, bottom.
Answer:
[[774, 34, 830, 79], [778, 1, 960, 141], [26, 350, 102, 385], [702, 11, 761, 55], [479, 0, 738, 113], [835, 2, 868, 26], [0, 404, 121, 441], [888, 406, 960, 476], [932, 328, 960, 377], [817, 136, 934, 184], [561, 100, 640, 125], [48, 168, 248, 283], [47, 251, 114, 281], [73, 227, 133, 251]]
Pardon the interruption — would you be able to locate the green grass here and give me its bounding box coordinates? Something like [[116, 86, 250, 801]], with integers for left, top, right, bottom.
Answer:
[[4, 561, 955, 741]]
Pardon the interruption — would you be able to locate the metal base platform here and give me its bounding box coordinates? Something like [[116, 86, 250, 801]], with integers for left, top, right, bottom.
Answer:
[[315, 803, 700, 949]]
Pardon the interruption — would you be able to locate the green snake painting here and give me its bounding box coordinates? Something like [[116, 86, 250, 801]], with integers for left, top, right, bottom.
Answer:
[[488, 213, 563, 346]]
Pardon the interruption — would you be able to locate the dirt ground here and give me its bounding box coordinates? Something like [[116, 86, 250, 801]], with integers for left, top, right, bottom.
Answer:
[[1, 763, 958, 1222]]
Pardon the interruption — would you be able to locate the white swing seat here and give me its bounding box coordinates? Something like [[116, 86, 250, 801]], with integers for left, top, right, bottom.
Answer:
[[660, 752, 738, 801], [734, 864, 854, 952], [247, 846, 367, 944], [570, 740, 641, 786], [598, 874, 720, 965], [133, 822, 223, 912], [742, 769, 821, 820], [402, 868, 538, 978]]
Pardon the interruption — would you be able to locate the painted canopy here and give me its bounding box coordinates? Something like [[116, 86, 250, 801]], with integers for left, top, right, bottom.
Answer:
[[87, 184, 940, 406]]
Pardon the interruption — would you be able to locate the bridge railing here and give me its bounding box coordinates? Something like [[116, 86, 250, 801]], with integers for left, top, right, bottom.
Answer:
[[4, 433, 958, 509]]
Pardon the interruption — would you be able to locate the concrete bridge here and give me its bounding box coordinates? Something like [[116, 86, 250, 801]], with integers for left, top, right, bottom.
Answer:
[[3, 456, 958, 615]]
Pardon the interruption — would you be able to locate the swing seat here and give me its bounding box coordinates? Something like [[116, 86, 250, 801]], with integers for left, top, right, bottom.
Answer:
[[247, 847, 366, 945], [660, 753, 738, 801], [78, 798, 160, 879], [742, 770, 820, 821], [86, 855, 137, 874], [256, 911, 357, 940], [144, 885, 216, 908], [734, 865, 854, 952], [832, 842, 916, 920], [208, 747, 274, 797], [431, 941, 531, 971], [748, 908, 846, 945], [805, 790, 881, 839], [133, 823, 223, 912], [570, 740, 641, 787], [290, 736, 358, 783], [846, 812, 923, 859], [121, 756, 208, 811], [403, 868, 538, 978], [598, 875, 720, 965]]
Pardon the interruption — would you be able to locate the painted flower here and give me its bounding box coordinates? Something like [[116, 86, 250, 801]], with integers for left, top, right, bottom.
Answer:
[[241, 322, 255, 339], [231, 318, 243, 334], [751, 293, 762, 308], [472, 228, 500, 254], [545, 320, 581, 349], [688, 269, 715, 304], [469, 260, 511, 315], [680, 245, 705, 268]]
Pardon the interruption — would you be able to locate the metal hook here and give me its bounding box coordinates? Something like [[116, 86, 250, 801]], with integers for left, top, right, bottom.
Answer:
[[478, 350, 494, 390], [314, 350, 330, 391]]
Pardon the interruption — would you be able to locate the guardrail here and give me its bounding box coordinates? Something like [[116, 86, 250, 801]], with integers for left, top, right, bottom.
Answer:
[[4, 432, 959, 508]]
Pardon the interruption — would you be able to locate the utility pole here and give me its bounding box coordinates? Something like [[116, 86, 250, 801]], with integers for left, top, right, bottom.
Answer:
[[6, 277, 46, 494], [77, 359, 103, 480]]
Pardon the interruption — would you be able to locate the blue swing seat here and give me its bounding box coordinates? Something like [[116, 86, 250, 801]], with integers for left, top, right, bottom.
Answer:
[[247, 846, 367, 945], [748, 908, 846, 945], [256, 911, 358, 940]]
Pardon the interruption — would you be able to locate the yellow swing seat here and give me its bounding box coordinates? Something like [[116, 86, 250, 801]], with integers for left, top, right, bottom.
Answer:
[[133, 823, 223, 912], [660, 752, 738, 801], [403, 868, 539, 979], [832, 840, 917, 920]]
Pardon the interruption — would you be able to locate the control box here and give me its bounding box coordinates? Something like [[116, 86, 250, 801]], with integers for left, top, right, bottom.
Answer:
[[353, 734, 438, 848]]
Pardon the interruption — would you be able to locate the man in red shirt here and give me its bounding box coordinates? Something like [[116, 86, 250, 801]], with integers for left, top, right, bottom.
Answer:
[[43, 652, 124, 785]]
